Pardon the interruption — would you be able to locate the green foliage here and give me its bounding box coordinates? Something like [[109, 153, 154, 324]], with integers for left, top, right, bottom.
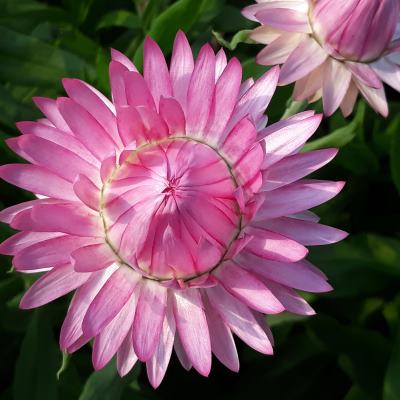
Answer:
[[0, 0, 399, 399]]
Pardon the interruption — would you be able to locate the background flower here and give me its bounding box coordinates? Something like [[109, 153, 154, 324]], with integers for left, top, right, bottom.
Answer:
[[243, 0, 400, 117], [0, 1, 399, 399]]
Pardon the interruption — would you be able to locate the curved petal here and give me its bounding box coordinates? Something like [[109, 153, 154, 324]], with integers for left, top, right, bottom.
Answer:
[[173, 289, 211, 376]]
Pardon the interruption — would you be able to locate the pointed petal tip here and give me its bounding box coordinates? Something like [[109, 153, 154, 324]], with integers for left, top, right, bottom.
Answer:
[[19, 298, 33, 310], [61, 77, 77, 88]]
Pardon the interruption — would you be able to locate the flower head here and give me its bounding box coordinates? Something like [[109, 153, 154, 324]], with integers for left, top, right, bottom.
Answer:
[[0, 31, 346, 388], [243, 0, 400, 117]]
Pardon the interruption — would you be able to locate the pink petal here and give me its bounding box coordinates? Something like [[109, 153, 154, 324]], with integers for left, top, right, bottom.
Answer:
[[0, 164, 76, 200], [20, 264, 90, 309], [215, 48, 227, 80], [293, 64, 324, 101], [109, 61, 130, 106], [117, 331, 138, 377], [13, 203, 102, 237], [245, 226, 308, 263], [16, 121, 99, 166], [205, 57, 242, 143], [279, 37, 328, 85], [373, 57, 400, 92], [57, 98, 116, 160], [73, 174, 100, 211], [0, 231, 63, 255], [170, 31, 194, 111], [255, 8, 311, 33], [62, 78, 122, 146], [203, 295, 239, 372], [159, 97, 186, 135], [144, 37, 173, 107], [13, 235, 98, 271], [110, 48, 137, 71], [83, 266, 141, 337], [146, 301, 176, 388], [206, 285, 273, 354], [355, 80, 388, 117], [132, 280, 167, 361], [186, 44, 215, 136], [262, 148, 338, 191], [226, 66, 280, 134], [0, 199, 61, 224], [173, 289, 211, 376], [174, 334, 192, 371], [32, 97, 71, 132], [214, 262, 284, 314], [340, 82, 359, 117], [264, 279, 315, 315], [221, 118, 257, 163], [116, 105, 146, 146], [257, 180, 345, 219], [124, 71, 156, 110], [255, 216, 348, 246], [92, 289, 137, 370], [346, 62, 382, 89], [135, 105, 169, 141], [234, 144, 264, 192], [238, 252, 332, 293], [256, 32, 304, 66], [71, 242, 115, 272], [100, 153, 117, 183], [323, 59, 352, 116], [7, 135, 98, 184], [60, 266, 118, 350]]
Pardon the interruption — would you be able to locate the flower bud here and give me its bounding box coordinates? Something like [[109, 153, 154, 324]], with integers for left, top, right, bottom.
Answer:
[[311, 0, 399, 62]]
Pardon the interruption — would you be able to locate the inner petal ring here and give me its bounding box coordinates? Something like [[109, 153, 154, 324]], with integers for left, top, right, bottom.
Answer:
[[99, 136, 243, 282]]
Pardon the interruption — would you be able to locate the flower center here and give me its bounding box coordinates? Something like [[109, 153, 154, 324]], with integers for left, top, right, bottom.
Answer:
[[100, 137, 242, 281]]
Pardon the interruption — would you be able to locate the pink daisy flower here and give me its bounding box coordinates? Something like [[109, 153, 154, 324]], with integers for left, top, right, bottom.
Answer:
[[0, 31, 346, 388], [242, 0, 400, 117]]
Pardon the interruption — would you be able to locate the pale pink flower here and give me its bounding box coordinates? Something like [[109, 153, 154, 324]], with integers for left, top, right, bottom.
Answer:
[[0, 31, 346, 387], [243, 0, 400, 117]]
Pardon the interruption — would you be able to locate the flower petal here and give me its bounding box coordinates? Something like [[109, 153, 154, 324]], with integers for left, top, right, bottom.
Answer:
[[20, 264, 90, 309], [207, 285, 273, 355], [279, 37, 328, 85], [173, 289, 211, 376], [83, 266, 141, 337], [214, 262, 284, 314], [132, 280, 168, 361]]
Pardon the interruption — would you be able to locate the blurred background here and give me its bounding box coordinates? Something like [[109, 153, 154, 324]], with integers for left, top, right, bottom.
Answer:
[[0, 0, 400, 399]]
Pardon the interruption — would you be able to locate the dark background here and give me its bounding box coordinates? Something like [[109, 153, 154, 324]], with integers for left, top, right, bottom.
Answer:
[[0, 0, 400, 399]]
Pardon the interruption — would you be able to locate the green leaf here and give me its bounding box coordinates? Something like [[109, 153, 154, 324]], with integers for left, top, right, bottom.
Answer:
[[384, 328, 400, 400], [62, 0, 94, 24], [96, 10, 141, 30], [0, 84, 39, 128], [310, 315, 390, 398], [78, 360, 140, 400], [303, 102, 365, 151], [133, 0, 210, 68], [212, 29, 253, 51], [390, 118, 400, 194], [13, 310, 61, 400], [281, 98, 308, 119], [302, 124, 356, 151], [309, 234, 400, 297], [213, 5, 255, 32], [336, 142, 379, 175], [0, 26, 92, 87]]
